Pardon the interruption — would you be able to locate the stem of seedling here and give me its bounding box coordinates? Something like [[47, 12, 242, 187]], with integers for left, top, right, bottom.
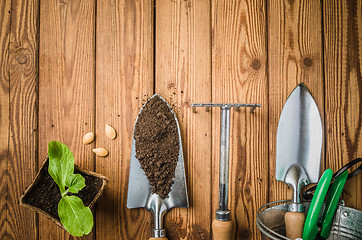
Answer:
[[61, 189, 69, 198]]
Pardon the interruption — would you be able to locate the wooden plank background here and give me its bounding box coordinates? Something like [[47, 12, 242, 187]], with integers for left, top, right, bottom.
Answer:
[[0, 0, 360, 239]]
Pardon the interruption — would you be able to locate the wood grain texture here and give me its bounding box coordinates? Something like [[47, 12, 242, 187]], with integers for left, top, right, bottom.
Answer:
[[323, 0, 362, 210], [212, 0, 268, 239], [155, 0, 212, 239], [1, 0, 361, 239], [0, 0, 12, 239], [3, 0, 39, 239], [268, 0, 324, 204], [38, 0, 95, 239], [95, 0, 153, 239]]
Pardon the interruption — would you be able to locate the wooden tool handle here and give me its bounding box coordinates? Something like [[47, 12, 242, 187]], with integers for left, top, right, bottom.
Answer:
[[212, 219, 234, 240], [285, 211, 305, 239], [149, 238, 168, 240]]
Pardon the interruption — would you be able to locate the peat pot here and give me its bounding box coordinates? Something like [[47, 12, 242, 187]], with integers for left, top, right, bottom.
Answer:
[[256, 200, 362, 240], [19, 157, 107, 229]]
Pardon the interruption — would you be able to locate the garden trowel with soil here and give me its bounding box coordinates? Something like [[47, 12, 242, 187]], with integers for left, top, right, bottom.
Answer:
[[275, 83, 323, 239], [127, 94, 188, 240]]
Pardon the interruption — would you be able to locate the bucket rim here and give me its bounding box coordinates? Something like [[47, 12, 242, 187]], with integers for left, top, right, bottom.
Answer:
[[256, 200, 291, 240], [257, 200, 362, 240]]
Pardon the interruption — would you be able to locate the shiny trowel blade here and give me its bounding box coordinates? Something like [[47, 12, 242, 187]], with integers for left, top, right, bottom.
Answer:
[[276, 83, 323, 184], [127, 94, 188, 210]]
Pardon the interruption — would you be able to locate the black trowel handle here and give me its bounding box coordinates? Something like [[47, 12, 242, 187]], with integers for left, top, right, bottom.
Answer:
[[285, 211, 305, 239]]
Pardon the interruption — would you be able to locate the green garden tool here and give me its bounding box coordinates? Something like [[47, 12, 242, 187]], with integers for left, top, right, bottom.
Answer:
[[303, 169, 348, 240]]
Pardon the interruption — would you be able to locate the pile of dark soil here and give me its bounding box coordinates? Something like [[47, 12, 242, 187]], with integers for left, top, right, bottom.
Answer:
[[21, 161, 103, 220], [134, 95, 179, 199]]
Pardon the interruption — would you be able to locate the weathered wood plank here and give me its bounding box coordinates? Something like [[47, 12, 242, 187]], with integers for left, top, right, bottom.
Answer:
[[323, 0, 362, 210], [38, 0, 95, 238], [95, 0, 153, 239], [0, 0, 12, 238], [268, 0, 324, 205], [155, 0, 212, 239], [212, 0, 268, 239], [3, 0, 40, 239]]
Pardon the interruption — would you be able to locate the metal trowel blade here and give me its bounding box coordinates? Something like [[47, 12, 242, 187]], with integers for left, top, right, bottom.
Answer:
[[126, 94, 189, 210], [275, 83, 323, 184]]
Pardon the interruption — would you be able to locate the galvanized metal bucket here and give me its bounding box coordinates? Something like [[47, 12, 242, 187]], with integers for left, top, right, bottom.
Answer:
[[256, 200, 362, 240]]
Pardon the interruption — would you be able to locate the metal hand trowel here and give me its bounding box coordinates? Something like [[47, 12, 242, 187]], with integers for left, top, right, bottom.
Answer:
[[275, 83, 323, 239], [127, 94, 188, 240]]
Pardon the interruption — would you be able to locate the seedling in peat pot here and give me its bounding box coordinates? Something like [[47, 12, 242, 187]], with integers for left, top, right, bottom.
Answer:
[[47, 141, 93, 236]]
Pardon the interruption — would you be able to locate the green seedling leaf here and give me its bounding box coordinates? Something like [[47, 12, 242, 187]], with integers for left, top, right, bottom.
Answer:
[[58, 195, 93, 237], [66, 174, 86, 194], [47, 141, 94, 236], [48, 141, 75, 193]]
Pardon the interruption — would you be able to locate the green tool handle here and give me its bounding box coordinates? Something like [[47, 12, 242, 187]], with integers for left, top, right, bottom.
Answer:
[[303, 169, 333, 240], [320, 170, 348, 238]]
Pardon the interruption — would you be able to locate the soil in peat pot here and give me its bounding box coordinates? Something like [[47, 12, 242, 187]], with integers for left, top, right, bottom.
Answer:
[[134, 95, 180, 199], [21, 160, 103, 220]]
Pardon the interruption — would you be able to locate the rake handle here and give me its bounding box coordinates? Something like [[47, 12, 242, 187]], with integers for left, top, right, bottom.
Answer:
[[212, 219, 234, 240]]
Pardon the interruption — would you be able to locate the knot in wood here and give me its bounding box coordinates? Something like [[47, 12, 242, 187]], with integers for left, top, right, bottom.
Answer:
[[59, 0, 68, 5], [250, 59, 262, 70], [168, 82, 175, 89], [303, 57, 313, 67], [16, 52, 28, 64], [242, 229, 250, 238]]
